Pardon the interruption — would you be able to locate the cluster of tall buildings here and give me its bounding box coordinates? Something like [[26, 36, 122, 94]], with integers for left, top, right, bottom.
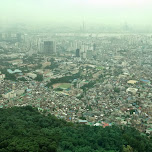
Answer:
[[43, 41, 56, 54], [75, 42, 96, 59], [38, 40, 56, 54], [0, 33, 22, 42]]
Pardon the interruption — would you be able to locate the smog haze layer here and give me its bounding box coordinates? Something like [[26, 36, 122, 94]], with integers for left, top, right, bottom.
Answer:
[[0, 0, 152, 31]]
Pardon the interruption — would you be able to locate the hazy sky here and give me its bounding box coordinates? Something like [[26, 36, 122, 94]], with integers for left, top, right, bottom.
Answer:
[[0, 0, 152, 26]]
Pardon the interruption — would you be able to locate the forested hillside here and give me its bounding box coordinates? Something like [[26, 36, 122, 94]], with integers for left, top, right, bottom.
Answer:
[[0, 106, 152, 152]]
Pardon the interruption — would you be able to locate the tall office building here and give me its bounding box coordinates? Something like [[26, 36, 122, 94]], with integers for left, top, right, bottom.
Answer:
[[44, 41, 55, 54], [38, 40, 44, 53], [93, 43, 96, 51], [76, 49, 80, 57], [82, 52, 86, 59]]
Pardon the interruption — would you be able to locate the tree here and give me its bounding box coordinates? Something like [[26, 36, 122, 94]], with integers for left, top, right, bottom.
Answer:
[[0, 106, 152, 152], [18, 77, 27, 81], [122, 145, 133, 152], [35, 74, 43, 81]]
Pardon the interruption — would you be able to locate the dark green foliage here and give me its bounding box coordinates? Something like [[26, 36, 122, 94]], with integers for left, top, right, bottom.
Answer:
[[113, 88, 120, 93], [45, 62, 59, 70], [80, 81, 96, 91], [0, 106, 152, 152], [0, 69, 16, 81], [54, 88, 63, 91], [18, 77, 27, 81], [79, 117, 86, 120], [34, 73, 43, 81]]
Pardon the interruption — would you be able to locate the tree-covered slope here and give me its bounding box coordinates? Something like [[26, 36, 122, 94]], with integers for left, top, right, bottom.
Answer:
[[0, 106, 152, 152]]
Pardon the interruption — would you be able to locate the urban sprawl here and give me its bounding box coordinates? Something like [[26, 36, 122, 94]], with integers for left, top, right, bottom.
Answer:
[[0, 32, 152, 134]]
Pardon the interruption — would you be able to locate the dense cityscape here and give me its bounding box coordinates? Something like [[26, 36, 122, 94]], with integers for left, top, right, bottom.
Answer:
[[0, 31, 151, 135]]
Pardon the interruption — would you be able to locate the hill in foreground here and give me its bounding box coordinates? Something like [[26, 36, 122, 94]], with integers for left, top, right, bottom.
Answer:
[[0, 106, 152, 152]]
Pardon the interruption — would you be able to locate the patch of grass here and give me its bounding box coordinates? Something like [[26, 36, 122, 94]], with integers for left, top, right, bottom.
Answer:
[[96, 66, 104, 70], [58, 83, 71, 89]]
